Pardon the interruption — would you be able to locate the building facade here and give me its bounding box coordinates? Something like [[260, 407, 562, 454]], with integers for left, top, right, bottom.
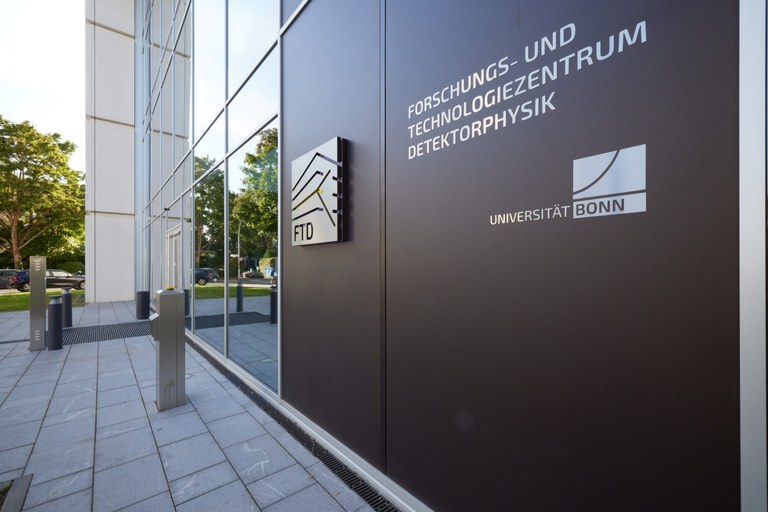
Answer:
[[85, 0, 137, 303], [86, 0, 767, 510]]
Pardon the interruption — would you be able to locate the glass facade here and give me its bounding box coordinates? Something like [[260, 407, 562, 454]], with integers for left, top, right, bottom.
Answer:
[[137, 0, 279, 391]]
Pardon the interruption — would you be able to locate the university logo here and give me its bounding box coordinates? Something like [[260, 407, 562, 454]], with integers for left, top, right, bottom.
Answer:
[[291, 138, 344, 246], [572, 144, 646, 219]]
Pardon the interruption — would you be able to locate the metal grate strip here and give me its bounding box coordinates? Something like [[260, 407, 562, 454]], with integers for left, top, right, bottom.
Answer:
[[186, 337, 401, 512], [2, 321, 152, 345], [60, 321, 150, 345]]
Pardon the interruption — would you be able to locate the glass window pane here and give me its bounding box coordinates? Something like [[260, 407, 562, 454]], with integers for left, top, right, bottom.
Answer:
[[194, 113, 224, 178], [175, 154, 192, 198], [162, 181, 173, 211], [193, 0, 225, 140], [227, 123, 278, 391], [150, 217, 162, 299], [152, 193, 161, 218], [152, 0, 161, 47], [173, 12, 192, 169], [227, 0, 279, 93], [161, 84, 173, 183], [228, 49, 278, 150], [176, 0, 190, 26], [151, 122, 161, 196], [182, 190, 193, 294], [151, 44, 161, 109], [162, 0, 173, 44], [166, 196, 183, 290], [193, 167, 225, 354]]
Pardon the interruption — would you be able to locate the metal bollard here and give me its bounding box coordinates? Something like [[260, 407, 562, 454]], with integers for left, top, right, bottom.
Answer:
[[47, 297, 63, 350], [154, 290, 186, 411], [236, 281, 244, 313], [61, 287, 72, 328], [270, 286, 277, 324], [136, 291, 150, 320], [29, 256, 46, 351]]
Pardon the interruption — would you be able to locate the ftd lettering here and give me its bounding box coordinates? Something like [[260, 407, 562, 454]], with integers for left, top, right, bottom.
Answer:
[[294, 222, 314, 243]]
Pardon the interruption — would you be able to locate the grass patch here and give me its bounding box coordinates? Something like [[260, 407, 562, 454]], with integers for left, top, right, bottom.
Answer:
[[193, 285, 271, 300], [0, 290, 86, 313], [0, 481, 10, 507]]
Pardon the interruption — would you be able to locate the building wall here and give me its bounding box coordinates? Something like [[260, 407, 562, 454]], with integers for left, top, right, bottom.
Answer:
[[279, 1, 760, 511], [129, 1, 765, 510], [281, 0, 384, 469], [86, 0, 136, 303]]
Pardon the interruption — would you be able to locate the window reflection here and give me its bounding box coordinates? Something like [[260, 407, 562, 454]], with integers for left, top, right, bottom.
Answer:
[[150, 218, 162, 298], [173, 15, 192, 168], [151, 119, 161, 194], [166, 197, 183, 291], [228, 50, 278, 150], [227, 125, 279, 391], [161, 84, 173, 183], [227, 0, 278, 93], [193, 167, 225, 354], [182, 191, 193, 314], [193, 0, 225, 141], [194, 113, 225, 177], [141, 0, 280, 392]]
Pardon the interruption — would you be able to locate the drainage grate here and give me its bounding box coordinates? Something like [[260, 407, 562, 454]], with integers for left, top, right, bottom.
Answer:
[[186, 337, 401, 512], [186, 311, 270, 330], [2, 321, 152, 345], [61, 321, 150, 345]]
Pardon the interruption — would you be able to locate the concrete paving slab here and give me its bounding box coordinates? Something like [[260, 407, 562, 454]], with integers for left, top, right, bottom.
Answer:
[[0, 301, 382, 512]]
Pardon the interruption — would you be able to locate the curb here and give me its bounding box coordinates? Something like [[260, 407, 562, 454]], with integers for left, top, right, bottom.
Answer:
[[0, 474, 32, 512]]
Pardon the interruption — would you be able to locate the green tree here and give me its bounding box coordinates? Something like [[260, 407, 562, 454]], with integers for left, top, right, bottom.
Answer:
[[0, 116, 84, 269], [231, 128, 278, 258], [194, 156, 226, 268]]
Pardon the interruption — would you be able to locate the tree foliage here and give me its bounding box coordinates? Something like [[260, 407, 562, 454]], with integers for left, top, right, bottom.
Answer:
[[194, 156, 226, 268], [193, 129, 279, 271], [231, 128, 278, 259], [0, 116, 84, 269]]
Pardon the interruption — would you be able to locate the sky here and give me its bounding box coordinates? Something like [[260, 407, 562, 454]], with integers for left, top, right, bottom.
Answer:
[[0, 0, 86, 171]]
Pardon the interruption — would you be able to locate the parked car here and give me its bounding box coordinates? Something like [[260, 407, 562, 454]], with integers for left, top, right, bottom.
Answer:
[[194, 268, 212, 285], [0, 269, 20, 289], [46, 269, 86, 290], [8, 270, 29, 292], [8, 269, 85, 292], [200, 267, 220, 282]]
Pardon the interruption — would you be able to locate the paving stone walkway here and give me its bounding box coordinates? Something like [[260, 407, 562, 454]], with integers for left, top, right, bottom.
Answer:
[[0, 303, 376, 512]]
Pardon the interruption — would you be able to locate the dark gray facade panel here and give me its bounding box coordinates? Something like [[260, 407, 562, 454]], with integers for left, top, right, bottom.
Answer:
[[281, 0, 384, 468], [385, 1, 739, 510]]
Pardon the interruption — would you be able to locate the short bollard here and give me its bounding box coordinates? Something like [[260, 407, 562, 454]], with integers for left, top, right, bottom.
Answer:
[[151, 290, 186, 411], [236, 281, 244, 313], [47, 297, 63, 350], [270, 286, 277, 324], [61, 287, 72, 328], [136, 291, 150, 320]]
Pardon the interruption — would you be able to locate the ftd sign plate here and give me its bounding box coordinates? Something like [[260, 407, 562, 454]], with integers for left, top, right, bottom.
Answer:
[[291, 138, 344, 246]]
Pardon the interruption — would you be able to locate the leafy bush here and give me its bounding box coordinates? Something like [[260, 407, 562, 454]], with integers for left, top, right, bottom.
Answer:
[[259, 257, 277, 273], [57, 261, 85, 274]]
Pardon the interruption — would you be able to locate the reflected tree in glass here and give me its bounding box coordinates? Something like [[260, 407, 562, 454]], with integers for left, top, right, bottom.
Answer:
[[231, 128, 278, 261], [227, 128, 279, 391], [194, 157, 225, 269], [193, 163, 226, 354]]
